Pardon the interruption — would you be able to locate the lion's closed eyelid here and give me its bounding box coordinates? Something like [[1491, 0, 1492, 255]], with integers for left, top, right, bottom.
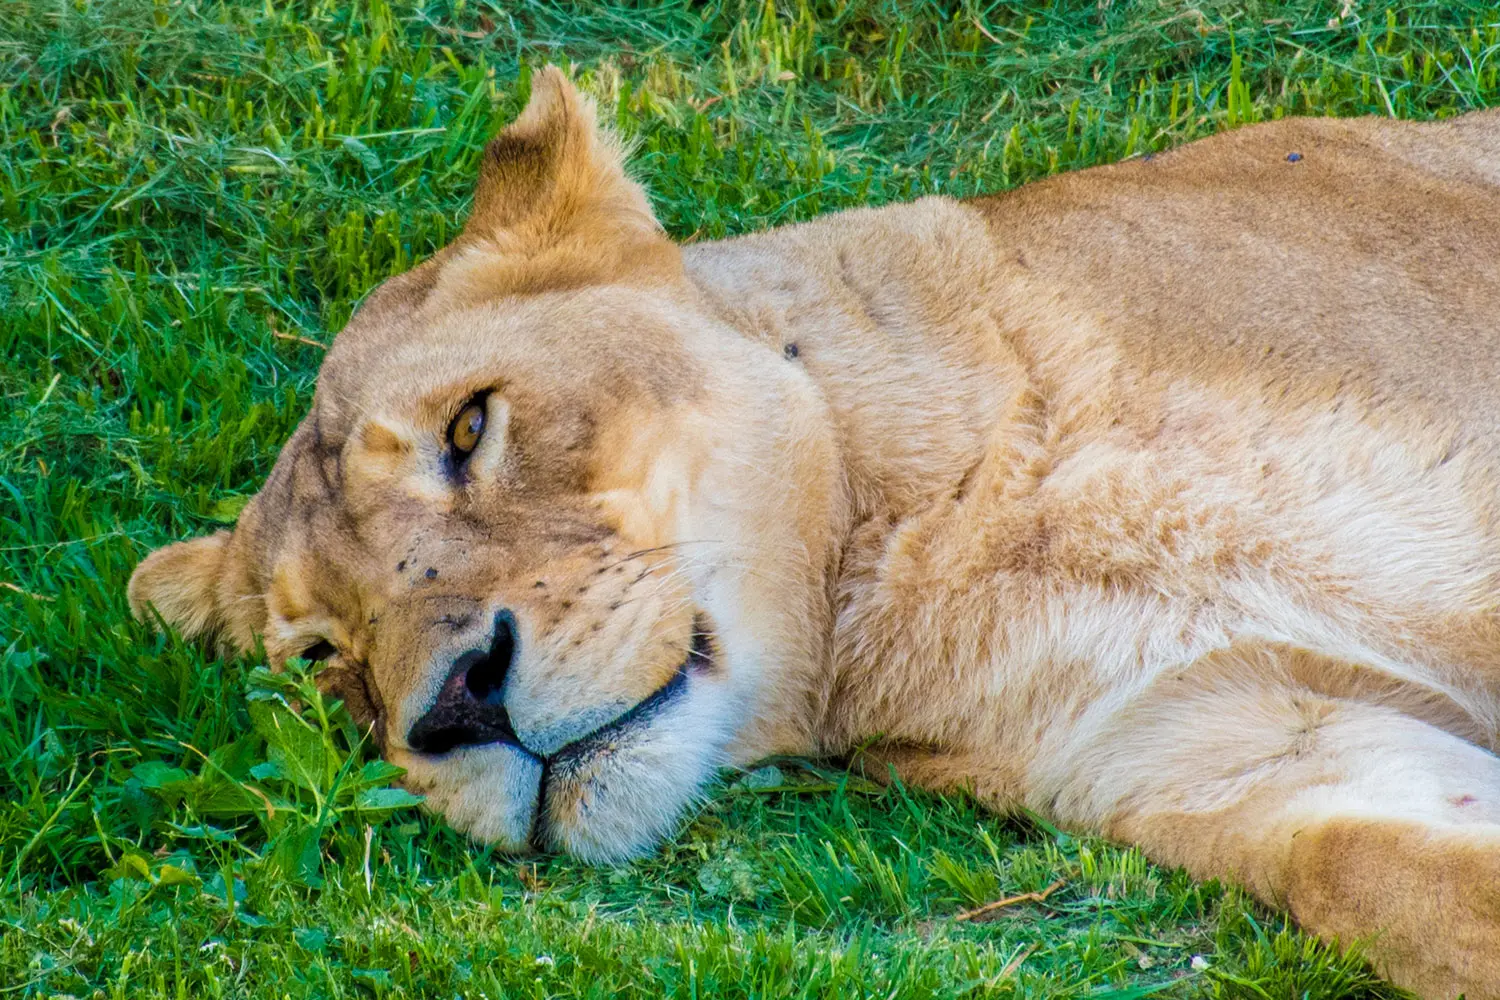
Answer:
[[298, 639, 338, 662]]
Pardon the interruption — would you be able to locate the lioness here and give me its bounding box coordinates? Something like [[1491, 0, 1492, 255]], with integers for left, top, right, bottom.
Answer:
[[129, 67, 1500, 996]]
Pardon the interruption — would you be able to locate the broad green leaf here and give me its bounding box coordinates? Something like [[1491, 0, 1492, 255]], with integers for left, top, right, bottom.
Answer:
[[248, 699, 327, 793], [350, 758, 404, 790], [103, 854, 152, 882], [155, 864, 201, 888], [352, 786, 424, 816], [294, 927, 329, 953], [249, 760, 285, 781], [266, 824, 325, 888], [132, 760, 190, 789]]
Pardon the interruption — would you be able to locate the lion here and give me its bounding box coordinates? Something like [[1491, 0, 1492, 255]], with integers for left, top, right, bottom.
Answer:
[[128, 67, 1500, 997]]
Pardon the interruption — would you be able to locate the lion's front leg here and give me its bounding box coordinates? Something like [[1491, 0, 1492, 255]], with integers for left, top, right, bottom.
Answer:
[[1125, 800, 1500, 999], [1276, 818, 1500, 997], [1040, 644, 1500, 999]]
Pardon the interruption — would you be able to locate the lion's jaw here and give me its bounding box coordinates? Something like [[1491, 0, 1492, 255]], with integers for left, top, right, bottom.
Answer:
[[127, 69, 845, 862]]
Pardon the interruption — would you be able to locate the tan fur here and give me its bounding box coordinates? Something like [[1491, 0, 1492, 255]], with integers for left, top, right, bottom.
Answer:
[[128, 68, 1500, 997]]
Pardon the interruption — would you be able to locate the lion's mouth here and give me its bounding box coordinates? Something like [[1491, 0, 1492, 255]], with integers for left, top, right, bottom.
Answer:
[[527, 614, 716, 850], [537, 615, 711, 759], [411, 612, 716, 758], [555, 613, 714, 749]]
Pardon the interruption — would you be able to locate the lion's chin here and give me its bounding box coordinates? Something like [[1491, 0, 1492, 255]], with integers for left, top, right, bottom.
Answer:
[[396, 742, 544, 850], [393, 670, 735, 863]]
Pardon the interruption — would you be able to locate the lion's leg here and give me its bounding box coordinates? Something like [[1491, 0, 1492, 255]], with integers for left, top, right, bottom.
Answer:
[[1045, 645, 1500, 999]]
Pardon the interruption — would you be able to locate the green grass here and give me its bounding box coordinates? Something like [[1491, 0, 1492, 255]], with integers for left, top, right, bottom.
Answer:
[[2, 0, 1495, 995]]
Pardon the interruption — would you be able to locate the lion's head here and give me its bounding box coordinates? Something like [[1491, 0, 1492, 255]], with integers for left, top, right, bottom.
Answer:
[[128, 68, 846, 861]]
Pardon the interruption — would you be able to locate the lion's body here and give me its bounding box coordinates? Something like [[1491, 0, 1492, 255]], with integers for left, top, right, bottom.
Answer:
[[687, 110, 1500, 765], [682, 116, 1500, 994], [130, 72, 1500, 997]]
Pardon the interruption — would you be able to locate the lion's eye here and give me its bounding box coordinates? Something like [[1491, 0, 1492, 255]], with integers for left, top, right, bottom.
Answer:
[[299, 640, 337, 662], [449, 400, 486, 456]]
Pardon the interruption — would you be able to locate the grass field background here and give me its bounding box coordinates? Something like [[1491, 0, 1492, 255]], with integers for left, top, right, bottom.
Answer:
[[3, 0, 1498, 996]]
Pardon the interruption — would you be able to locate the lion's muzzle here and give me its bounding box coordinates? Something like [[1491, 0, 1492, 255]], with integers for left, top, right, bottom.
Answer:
[[391, 608, 733, 861]]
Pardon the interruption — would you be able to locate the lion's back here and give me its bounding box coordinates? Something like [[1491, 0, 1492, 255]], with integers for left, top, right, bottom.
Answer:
[[969, 109, 1500, 445]]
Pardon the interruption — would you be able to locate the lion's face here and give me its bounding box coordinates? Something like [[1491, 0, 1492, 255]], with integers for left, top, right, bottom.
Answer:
[[128, 69, 844, 861]]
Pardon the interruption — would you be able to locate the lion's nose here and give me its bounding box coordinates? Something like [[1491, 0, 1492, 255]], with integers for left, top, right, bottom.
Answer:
[[405, 610, 519, 755]]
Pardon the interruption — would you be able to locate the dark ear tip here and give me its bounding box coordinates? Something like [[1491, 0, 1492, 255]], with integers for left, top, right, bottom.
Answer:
[[508, 65, 584, 138], [482, 128, 550, 173], [530, 64, 571, 99], [475, 67, 590, 208], [459, 64, 669, 279]]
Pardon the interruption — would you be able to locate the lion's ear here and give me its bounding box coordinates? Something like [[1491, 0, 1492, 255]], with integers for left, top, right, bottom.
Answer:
[[442, 66, 680, 297], [128, 532, 232, 640]]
